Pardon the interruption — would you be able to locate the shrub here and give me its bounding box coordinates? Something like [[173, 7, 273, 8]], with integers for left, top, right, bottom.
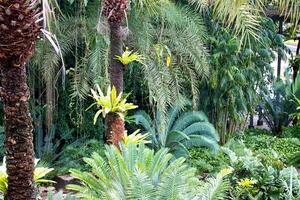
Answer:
[[55, 139, 106, 175], [189, 148, 229, 175], [135, 105, 219, 158], [243, 130, 300, 164], [222, 145, 300, 199], [283, 124, 300, 139]]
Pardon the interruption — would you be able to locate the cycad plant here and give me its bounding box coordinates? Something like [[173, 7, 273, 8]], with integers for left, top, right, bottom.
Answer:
[[0, 0, 41, 199], [134, 105, 219, 158], [67, 142, 230, 200]]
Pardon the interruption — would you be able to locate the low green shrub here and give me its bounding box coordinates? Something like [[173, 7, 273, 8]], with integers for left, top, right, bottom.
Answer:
[[243, 130, 300, 164], [55, 139, 105, 175], [223, 145, 300, 199], [189, 148, 229, 175], [283, 124, 300, 139]]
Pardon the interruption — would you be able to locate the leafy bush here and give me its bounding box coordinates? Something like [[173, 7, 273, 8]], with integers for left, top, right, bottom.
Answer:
[[289, 151, 300, 168], [55, 139, 106, 175], [67, 142, 230, 200], [135, 104, 219, 158], [222, 145, 300, 199], [189, 148, 229, 175], [283, 124, 300, 139], [243, 130, 300, 163]]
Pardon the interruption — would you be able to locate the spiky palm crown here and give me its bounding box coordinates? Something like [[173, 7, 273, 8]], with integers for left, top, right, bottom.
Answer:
[[0, 0, 40, 67], [102, 0, 128, 24]]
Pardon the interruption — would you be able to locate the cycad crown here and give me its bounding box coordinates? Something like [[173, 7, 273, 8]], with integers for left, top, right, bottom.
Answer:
[[102, 0, 128, 23], [0, 0, 40, 66]]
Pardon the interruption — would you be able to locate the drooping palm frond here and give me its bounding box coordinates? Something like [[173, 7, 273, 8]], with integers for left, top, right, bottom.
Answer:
[[129, 1, 209, 117], [269, 0, 300, 33], [187, 0, 263, 47]]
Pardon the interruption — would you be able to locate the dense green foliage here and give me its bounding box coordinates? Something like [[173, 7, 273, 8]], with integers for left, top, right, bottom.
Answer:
[[135, 104, 219, 158], [67, 142, 230, 200], [0, 0, 300, 198], [223, 144, 300, 199], [243, 129, 300, 163], [55, 139, 106, 175]]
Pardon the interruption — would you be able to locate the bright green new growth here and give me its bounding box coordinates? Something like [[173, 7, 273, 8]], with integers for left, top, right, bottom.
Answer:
[[87, 85, 138, 124], [135, 105, 219, 158], [123, 129, 151, 146], [0, 158, 54, 196], [67, 142, 230, 200], [115, 48, 144, 65]]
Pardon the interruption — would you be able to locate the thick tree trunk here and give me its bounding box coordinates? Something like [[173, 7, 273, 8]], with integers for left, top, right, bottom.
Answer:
[[104, 112, 125, 146], [0, 63, 35, 200]]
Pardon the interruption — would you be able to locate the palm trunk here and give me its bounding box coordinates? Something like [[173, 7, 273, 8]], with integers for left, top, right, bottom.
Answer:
[[0, 64, 35, 200], [109, 23, 124, 94], [105, 112, 125, 146], [102, 0, 128, 146], [104, 23, 126, 145], [0, 1, 40, 198]]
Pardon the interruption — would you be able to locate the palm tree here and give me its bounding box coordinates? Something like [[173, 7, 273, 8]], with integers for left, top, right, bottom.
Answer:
[[0, 0, 40, 199], [102, 0, 129, 145]]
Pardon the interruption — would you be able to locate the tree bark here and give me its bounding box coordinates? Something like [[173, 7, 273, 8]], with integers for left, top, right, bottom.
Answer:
[[0, 63, 35, 200], [104, 112, 125, 146], [109, 23, 124, 95]]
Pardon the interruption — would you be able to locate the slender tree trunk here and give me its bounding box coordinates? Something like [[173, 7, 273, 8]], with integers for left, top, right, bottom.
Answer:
[[104, 23, 126, 145], [109, 23, 124, 95], [0, 64, 35, 200], [102, 0, 128, 146]]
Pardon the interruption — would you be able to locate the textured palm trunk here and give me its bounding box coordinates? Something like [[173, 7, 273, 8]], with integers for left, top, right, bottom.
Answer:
[[0, 0, 40, 199], [105, 112, 125, 146], [104, 23, 125, 145], [0, 64, 35, 200], [109, 23, 124, 95], [103, 0, 128, 145]]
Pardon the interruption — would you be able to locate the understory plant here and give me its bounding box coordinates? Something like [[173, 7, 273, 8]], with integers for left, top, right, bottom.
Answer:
[[243, 129, 300, 164], [223, 142, 300, 199], [134, 104, 219, 158], [67, 142, 230, 200]]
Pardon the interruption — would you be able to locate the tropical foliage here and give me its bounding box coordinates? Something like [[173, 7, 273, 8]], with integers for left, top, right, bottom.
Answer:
[[0, 0, 300, 198], [88, 85, 138, 124], [67, 142, 230, 200], [134, 104, 219, 158]]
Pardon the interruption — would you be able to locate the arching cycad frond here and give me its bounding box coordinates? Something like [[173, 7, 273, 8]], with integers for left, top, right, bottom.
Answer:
[[67, 142, 204, 199], [134, 104, 219, 158]]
